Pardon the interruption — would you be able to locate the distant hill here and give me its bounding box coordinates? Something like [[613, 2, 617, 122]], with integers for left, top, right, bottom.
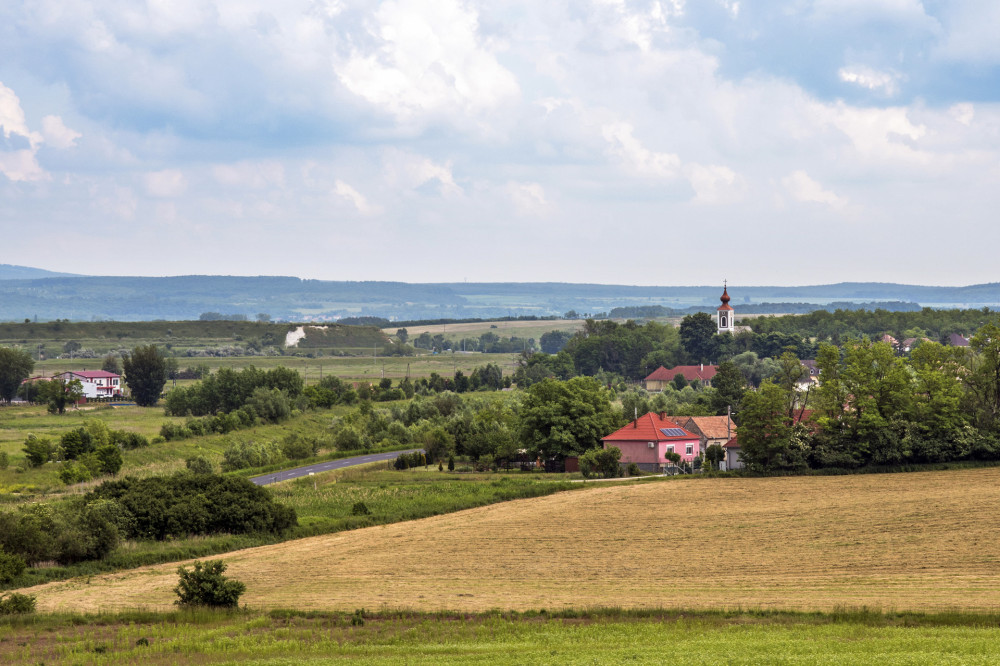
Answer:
[[1, 274, 999, 322], [0, 264, 83, 280]]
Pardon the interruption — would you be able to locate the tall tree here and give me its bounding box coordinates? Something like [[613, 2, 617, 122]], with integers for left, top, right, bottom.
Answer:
[[965, 323, 1000, 431], [38, 378, 84, 414], [737, 380, 806, 472], [123, 345, 168, 407], [710, 359, 747, 415], [679, 313, 717, 364], [519, 377, 623, 460], [0, 347, 34, 404]]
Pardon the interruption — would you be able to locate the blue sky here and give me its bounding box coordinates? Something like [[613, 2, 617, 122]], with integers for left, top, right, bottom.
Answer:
[[1, 0, 998, 285]]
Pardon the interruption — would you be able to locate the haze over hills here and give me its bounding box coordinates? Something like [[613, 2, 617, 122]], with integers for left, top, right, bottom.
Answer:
[[1, 265, 999, 322]]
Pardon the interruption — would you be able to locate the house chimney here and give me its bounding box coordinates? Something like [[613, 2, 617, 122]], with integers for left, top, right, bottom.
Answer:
[[660, 411, 665, 420], [633, 418, 637, 428], [700, 363, 704, 372]]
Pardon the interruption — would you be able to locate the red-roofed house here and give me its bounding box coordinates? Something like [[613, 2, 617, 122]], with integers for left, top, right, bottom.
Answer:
[[602, 412, 701, 471], [644, 364, 718, 391], [54, 371, 123, 399]]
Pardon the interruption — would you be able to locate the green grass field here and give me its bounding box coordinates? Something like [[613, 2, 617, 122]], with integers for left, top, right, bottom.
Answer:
[[3, 608, 999, 665]]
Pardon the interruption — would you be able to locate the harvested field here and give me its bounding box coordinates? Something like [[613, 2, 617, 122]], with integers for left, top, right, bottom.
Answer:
[[26, 467, 1000, 614]]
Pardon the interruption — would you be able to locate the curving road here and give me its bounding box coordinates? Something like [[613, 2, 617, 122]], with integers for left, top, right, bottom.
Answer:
[[249, 448, 424, 486]]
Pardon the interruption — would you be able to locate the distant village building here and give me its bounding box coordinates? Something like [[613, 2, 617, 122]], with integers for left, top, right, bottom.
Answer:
[[54, 370, 123, 399], [948, 333, 970, 347], [673, 415, 737, 457], [644, 364, 717, 391]]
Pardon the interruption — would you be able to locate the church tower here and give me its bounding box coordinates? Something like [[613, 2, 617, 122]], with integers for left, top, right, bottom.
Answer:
[[717, 282, 734, 335]]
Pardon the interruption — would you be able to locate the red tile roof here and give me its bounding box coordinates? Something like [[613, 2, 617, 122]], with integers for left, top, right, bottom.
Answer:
[[645, 365, 718, 382], [603, 412, 698, 442]]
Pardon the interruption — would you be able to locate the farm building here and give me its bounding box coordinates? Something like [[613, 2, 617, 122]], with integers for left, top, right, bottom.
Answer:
[[54, 370, 123, 399], [602, 412, 701, 472]]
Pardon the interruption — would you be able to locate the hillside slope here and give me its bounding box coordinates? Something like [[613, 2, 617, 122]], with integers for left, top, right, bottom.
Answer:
[[28, 467, 1000, 614]]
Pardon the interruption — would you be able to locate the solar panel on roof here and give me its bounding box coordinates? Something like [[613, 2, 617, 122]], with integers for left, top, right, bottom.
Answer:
[[660, 428, 687, 437]]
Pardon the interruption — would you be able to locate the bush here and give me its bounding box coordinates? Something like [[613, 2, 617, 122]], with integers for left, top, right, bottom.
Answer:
[[22, 435, 53, 467], [579, 446, 622, 479], [0, 548, 26, 583], [185, 456, 214, 475], [351, 501, 371, 516], [95, 444, 123, 476], [221, 439, 284, 472], [174, 560, 245, 608], [59, 461, 93, 485], [87, 473, 297, 540], [0, 592, 36, 615], [60, 427, 95, 460], [280, 434, 318, 460], [334, 427, 366, 452]]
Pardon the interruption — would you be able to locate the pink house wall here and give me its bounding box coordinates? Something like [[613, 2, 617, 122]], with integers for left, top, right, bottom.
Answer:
[[606, 439, 701, 465]]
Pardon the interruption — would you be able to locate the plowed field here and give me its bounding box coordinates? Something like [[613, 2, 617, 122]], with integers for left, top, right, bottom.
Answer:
[[26, 467, 1000, 613]]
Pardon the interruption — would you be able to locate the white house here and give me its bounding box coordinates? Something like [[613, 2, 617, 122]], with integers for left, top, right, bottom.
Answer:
[[55, 370, 123, 399]]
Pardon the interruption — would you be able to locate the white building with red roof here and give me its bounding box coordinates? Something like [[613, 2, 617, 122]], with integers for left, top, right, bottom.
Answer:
[[601, 412, 701, 472], [54, 370, 123, 399]]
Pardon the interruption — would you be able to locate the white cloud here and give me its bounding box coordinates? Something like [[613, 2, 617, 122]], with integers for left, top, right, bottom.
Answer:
[[685, 163, 742, 204], [838, 66, 902, 96], [334, 179, 380, 215], [337, 0, 519, 121], [949, 103, 975, 126], [383, 149, 461, 196], [602, 121, 681, 179], [0, 81, 46, 181], [781, 170, 847, 208], [41, 115, 81, 149], [213, 161, 286, 189], [506, 181, 547, 215], [144, 169, 187, 198]]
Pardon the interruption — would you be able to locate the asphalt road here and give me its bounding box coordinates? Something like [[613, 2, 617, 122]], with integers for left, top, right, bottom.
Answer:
[[249, 448, 424, 486]]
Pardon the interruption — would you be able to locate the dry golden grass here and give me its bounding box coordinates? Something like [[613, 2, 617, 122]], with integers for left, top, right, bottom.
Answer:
[[26, 467, 1000, 614]]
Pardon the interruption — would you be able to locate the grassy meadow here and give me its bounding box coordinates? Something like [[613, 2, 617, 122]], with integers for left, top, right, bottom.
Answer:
[[22, 466, 1000, 615], [3, 608, 1000, 665]]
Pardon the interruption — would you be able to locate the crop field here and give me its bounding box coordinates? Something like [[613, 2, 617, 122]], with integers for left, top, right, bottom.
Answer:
[[3, 608, 1000, 665], [27, 351, 520, 384], [23, 467, 1000, 615], [386, 318, 590, 341]]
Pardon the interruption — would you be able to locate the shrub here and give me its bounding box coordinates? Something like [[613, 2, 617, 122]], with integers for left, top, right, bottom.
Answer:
[[280, 434, 317, 460], [174, 560, 245, 608], [351, 501, 371, 516], [60, 427, 95, 460], [627, 462, 641, 477], [59, 461, 93, 485], [0, 593, 36, 615], [185, 456, 214, 475], [221, 439, 284, 472], [22, 435, 53, 467], [334, 427, 366, 452], [0, 548, 26, 583], [579, 446, 622, 479], [95, 444, 123, 476]]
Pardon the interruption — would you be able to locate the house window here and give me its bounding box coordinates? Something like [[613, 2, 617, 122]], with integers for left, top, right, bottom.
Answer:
[[666, 445, 674, 454], [720, 315, 727, 327], [686, 444, 693, 455]]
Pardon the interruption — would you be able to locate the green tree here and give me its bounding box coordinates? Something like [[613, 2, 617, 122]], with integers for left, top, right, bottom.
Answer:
[[173, 560, 246, 608], [60, 427, 95, 460], [38, 378, 84, 414], [395, 328, 408, 344], [101, 354, 122, 374], [519, 377, 623, 460], [965, 323, 1000, 431], [0, 549, 26, 584], [710, 360, 746, 415], [123, 345, 168, 407], [22, 436, 53, 468], [95, 444, 123, 476], [738, 380, 806, 472], [0, 347, 34, 404], [705, 443, 725, 470], [679, 313, 717, 364]]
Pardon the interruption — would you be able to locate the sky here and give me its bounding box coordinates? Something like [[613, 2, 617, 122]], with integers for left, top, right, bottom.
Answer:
[[1, 0, 998, 286]]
